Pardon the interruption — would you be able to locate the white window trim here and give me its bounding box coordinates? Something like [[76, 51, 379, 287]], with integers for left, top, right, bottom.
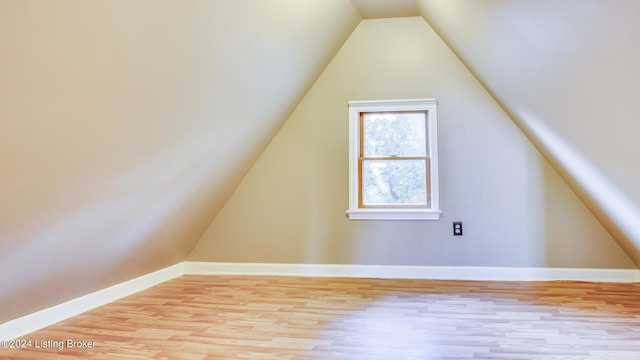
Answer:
[[346, 99, 441, 221]]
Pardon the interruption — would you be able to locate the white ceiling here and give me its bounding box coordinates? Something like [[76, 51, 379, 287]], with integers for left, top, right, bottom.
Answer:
[[351, 0, 420, 18]]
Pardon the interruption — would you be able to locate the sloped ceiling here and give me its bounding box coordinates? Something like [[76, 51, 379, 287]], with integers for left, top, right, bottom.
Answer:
[[1, 0, 639, 327], [417, 0, 640, 265], [0, 0, 359, 323]]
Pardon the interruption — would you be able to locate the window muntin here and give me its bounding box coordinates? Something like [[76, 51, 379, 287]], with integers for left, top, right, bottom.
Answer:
[[347, 99, 440, 221]]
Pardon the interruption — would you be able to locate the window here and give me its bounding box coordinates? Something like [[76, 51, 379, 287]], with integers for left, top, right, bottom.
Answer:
[[346, 99, 441, 220]]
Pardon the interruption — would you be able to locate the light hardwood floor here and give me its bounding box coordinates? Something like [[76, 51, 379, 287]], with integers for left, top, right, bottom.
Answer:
[[2, 275, 640, 359]]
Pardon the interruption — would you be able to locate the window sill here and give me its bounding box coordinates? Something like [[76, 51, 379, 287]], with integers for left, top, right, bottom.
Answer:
[[346, 208, 442, 221]]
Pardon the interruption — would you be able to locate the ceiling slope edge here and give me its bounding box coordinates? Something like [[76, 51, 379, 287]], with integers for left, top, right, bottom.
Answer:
[[185, 7, 362, 259], [418, 9, 640, 268]]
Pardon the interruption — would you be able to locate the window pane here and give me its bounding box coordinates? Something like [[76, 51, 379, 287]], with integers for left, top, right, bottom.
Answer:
[[361, 160, 427, 206], [362, 112, 427, 157]]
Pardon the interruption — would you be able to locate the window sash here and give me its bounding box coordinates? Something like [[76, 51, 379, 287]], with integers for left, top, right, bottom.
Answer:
[[358, 111, 431, 209], [360, 110, 428, 157], [358, 157, 431, 208]]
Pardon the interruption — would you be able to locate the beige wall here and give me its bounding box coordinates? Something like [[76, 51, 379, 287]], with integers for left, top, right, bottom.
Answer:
[[188, 17, 634, 269], [0, 0, 359, 323], [418, 0, 640, 265], [3, 0, 637, 326]]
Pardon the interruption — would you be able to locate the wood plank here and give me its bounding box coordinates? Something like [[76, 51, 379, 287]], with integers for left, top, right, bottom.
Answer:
[[2, 276, 640, 359]]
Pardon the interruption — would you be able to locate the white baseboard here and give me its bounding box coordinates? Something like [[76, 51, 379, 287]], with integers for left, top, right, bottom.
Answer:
[[184, 261, 640, 283], [0, 262, 184, 341], [3, 261, 638, 341]]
